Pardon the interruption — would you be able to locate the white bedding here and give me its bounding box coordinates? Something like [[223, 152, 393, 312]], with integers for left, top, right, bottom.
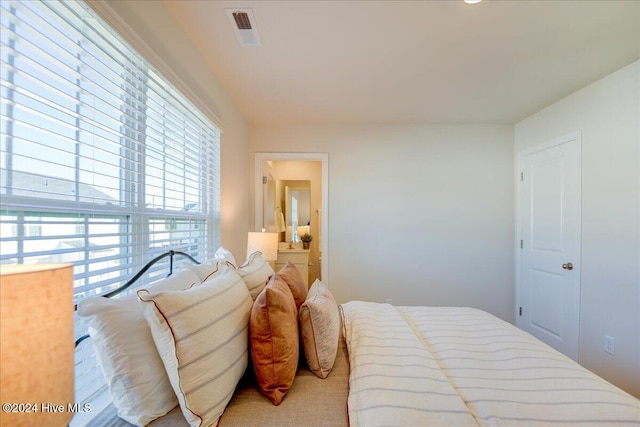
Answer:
[[340, 301, 640, 426]]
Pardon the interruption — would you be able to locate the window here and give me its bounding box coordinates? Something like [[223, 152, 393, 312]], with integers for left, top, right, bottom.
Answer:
[[0, 0, 220, 417]]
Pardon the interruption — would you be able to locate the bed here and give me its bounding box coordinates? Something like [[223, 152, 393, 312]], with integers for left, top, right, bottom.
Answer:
[[87, 335, 350, 427], [77, 251, 639, 427], [341, 301, 640, 426]]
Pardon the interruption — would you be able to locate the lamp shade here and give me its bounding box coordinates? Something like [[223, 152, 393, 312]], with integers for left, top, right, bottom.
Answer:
[[247, 231, 279, 262], [0, 264, 74, 427]]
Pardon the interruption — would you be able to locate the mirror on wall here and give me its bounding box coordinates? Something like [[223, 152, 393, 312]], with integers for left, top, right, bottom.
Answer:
[[264, 178, 310, 243], [284, 182, 310, 243]]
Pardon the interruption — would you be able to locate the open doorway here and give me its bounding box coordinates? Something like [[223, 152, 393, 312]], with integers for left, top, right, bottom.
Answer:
[[254, 152, 328, 286]]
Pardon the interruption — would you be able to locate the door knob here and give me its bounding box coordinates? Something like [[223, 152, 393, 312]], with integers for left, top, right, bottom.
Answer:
[[562, 263, 574, 271]]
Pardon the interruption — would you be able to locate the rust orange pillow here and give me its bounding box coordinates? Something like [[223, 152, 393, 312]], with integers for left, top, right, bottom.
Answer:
[[250, 274, 299, 405], [276, 262, 308, 310]]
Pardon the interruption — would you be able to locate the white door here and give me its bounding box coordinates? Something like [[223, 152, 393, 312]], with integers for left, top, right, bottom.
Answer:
[[517, 134, 581, 360]]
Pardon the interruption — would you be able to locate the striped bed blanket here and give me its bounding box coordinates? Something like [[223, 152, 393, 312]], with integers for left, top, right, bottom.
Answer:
[[340, 301, 640, 426]]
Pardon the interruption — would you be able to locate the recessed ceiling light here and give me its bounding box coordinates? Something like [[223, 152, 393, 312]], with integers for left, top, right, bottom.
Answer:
[[464, 0, 483, 4]]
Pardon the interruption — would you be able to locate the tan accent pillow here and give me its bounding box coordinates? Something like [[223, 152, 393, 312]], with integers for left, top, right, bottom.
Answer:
[[250, 274, 299, 405], [276, 261, 308, 310], [299, 279, 340, 379], [237, 251, 275, 300]]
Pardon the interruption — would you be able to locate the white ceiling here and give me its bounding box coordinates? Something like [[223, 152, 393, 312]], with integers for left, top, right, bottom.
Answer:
[[164, 0, 639, 126]]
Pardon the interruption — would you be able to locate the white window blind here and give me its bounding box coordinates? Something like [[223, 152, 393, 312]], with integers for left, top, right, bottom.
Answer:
[[0, 0, 220, 417]]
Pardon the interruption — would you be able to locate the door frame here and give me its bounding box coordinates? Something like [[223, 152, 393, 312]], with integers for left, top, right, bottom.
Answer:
[[515, 132, 582, 358], [254, 152, 329, 286]]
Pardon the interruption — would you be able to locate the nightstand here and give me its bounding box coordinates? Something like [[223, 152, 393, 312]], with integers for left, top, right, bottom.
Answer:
[[275, 249, 310, 288]]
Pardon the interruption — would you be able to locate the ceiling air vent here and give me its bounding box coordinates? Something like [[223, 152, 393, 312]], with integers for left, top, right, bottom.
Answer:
[[225, 9, 262, 47], [233, 12, 252, 30]]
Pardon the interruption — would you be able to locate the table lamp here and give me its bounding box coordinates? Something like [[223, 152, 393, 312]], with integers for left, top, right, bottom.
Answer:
[[247, 231, 279, 267]]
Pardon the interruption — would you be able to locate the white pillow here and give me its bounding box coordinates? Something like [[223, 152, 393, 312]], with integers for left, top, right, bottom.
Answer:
[[183, 259, 231, 283], [236, 251, 274, 300], [214, 246, 237, 267], [77, 269, 200, 426], [138, 268, 253, 427]]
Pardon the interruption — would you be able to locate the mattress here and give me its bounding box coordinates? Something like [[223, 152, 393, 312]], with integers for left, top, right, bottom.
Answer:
[[340, 301, 640, 426]]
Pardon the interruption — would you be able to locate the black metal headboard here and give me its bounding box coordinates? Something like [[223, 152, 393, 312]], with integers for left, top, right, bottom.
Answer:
[[74, 250, 201, 347]]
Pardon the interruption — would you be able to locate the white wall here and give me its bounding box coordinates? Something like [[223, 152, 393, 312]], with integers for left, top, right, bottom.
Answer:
[[251, 124, 515, 322], [515, 61, 640, 397], [98, 0, 251, 259]]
